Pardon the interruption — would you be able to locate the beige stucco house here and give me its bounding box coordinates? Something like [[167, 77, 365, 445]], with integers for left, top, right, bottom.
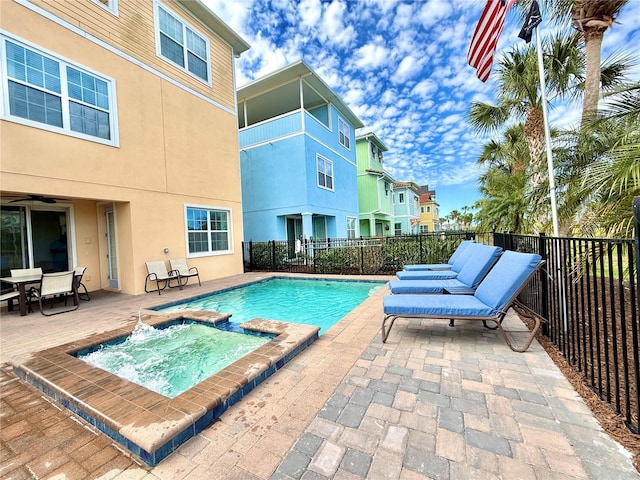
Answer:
[[0, 0, 250, 294]]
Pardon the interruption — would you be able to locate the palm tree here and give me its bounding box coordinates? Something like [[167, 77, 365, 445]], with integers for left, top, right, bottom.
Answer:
[[474, 125, 532, 233], [469, 34, 583, 232], [543, 0, 629, 123], [565, 83, 640, 237]]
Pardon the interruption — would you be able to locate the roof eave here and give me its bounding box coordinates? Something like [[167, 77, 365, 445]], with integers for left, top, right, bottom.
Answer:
[[177, 0, 250, 55]]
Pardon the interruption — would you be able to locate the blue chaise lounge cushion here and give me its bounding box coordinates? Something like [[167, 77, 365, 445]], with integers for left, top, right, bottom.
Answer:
[[395, 244, 502, 284], [474, 250, 542, 312], [383, 294, 495, 317], [403, 240, 475, 271]]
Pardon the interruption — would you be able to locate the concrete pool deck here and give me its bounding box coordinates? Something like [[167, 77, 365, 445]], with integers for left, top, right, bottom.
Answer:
[[1, 272, 639, 479]]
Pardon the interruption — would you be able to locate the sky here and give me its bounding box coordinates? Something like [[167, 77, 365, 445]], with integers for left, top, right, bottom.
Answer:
[[202, 0, 640, 218]]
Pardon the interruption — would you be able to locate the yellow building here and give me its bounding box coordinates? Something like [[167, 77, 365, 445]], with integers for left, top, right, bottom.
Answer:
[[418, 187, 440, 233], [0, 0, 250, 294]]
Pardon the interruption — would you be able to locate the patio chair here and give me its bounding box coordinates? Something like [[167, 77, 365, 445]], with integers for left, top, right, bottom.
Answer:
[[10, 267, 43, 312], [145, 261, 181, 295], [403, 239, 475, 271], [74, 266, 90, 301], [0, 289, 19, 311], [389, 244, 502, 294], [169, 259, 201, 288], [381, 251, 545, 352], [396, 243, 500, 281], [29, 271, 79, 316]]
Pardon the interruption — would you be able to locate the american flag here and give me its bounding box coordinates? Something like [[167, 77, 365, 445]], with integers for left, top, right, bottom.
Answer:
[[468, 0, 517, 82]]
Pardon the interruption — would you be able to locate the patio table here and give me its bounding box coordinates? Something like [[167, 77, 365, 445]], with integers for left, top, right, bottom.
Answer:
[[1, 274, 42, 316]]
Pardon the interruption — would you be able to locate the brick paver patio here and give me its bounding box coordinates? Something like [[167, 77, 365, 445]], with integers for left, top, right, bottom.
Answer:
[[1, 273, 638, 479]]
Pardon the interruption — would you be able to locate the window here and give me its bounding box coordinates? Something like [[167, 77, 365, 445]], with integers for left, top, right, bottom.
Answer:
[[398, 192, 405, 204], [420, 206, 424, 213], [338, 117, 350, 149], [2, 37, 116, 144], [92, 0, 118, 15], [155, 2, 210, 83], [421, 225, 429, 233], [317, 155, 333, 190], [346, 217, 356, 238], [384, 182, 390, 196], [185, 206, 231, 256], [427, 206, 431, 213], [394, 223, 402, 236]]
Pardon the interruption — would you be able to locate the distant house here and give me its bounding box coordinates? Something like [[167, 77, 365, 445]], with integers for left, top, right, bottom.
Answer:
[[237, 60, 364, 243], [355, 133, 395, 237], [417, 185, 440, 233], [0, 0, 249, 294], [393, 182, 420, 235]]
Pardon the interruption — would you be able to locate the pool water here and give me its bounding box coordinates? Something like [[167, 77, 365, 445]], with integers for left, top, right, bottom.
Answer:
[[79, 321, 272, 398], [157, 278, 383, 333]]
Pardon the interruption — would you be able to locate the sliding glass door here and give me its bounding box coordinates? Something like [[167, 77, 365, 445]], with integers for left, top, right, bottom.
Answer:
[[0, 205, 69, 276]]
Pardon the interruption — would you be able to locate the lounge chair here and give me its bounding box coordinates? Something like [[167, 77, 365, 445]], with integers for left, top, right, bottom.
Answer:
[[382, 251, 545, 352], [389, 244, 502, 294], [74, 266, 90, 301], [396, 243, 500, 281], [145, 261, 181, 294], [169, 259, 201, 288], [29, 271, 79, 316], [403, 240, 475, 271]]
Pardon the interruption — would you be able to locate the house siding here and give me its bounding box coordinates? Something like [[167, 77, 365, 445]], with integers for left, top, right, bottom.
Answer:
[[1, 0, 246, 294], [19, 0, 236, 110]]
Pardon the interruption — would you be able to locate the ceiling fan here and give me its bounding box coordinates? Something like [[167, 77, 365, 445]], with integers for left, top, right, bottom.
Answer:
[[3, 194, 68, 204]]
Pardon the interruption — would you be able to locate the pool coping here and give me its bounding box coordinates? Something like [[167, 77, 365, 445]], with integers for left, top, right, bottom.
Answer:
[[10, 310, 319, 467]]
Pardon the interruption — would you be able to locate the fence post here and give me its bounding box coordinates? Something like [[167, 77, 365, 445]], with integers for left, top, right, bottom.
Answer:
[[271, 240, 276, 270], [504, 232, 513, 251], [634, 197, 640, 317], [419, 233, 423, 264], [538, 233, 549, 336]]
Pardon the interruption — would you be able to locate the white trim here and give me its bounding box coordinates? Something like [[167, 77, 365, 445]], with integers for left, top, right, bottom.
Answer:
[[90, 0, 118, 16], [1, 33, 119, 147], [8, 0, 236, 116], [337, 116, 351, 150], [316, 154, 334, 192], [153, 0, 213, 87], [184, 204, 234, 257]]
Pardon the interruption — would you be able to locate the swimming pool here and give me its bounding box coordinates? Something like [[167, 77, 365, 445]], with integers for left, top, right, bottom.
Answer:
[[157, 277, 383, 332]]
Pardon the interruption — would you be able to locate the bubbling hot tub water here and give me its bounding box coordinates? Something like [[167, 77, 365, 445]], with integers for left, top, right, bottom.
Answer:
[[79, 317, 272, 398]]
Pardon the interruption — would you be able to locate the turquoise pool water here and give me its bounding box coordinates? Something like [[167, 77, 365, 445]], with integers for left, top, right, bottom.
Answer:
[[79, 321, 272, 398], [157, 278, 383, 333]]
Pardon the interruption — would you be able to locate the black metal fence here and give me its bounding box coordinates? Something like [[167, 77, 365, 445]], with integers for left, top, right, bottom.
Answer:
[[242, 228, 640, 433]]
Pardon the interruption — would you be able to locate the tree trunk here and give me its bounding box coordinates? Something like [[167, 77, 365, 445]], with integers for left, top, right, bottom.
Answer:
[[582, 28, 604, 125], [523, 107, 547, 233]]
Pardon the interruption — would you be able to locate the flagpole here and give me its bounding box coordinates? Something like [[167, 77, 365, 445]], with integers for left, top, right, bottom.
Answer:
[[534, 29, 559, 237], [534, 27, 567, 333]]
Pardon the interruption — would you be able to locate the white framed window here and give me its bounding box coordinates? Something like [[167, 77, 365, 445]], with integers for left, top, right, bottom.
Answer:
[[346, 217, 356, 239], [185, 205, 232, 256], [338, 117, 350, 149], [154, 1, 210, 84], [398, 192, 405, 204], [394, 223, 402, 236], [91, 0, 118, 15], [1, 36, 117, 145], [421, 225, 429, 233], [317, 155, 334, 191]]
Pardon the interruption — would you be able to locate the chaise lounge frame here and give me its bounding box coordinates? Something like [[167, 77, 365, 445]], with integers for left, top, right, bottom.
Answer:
[[382, 256, 546, 352]]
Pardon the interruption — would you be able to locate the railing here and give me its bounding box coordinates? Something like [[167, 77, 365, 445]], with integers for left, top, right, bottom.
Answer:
[[242, 227, 640, 433], [498, 232, 639, 435]]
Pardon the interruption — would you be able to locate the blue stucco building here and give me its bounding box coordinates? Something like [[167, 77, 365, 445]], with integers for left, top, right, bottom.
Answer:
[[237, 60, 364, 243]]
